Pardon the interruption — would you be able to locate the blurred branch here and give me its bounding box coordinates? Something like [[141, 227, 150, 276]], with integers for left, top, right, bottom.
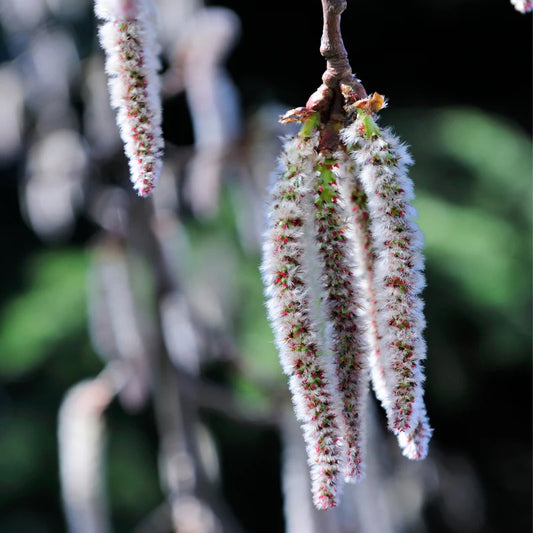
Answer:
[[163, 7, 242, 218], [128, 198, 245, 533], [132, 502, 173, 533], [176, 371, 281, 428], [58, 372, 115, 533], [88, 237, 151, 412], [320, 0, 351, 87]]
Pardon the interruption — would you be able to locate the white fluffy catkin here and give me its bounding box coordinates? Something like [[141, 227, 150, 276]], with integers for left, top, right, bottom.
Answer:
[[261, 128, 345, 509], [510, 0, 532, 13], [264, 98, 432, 510], [336, 157, 392, 426], [95, 0, 163, 196], [342, 110, 431, 458], [312, 153, 369, 482]]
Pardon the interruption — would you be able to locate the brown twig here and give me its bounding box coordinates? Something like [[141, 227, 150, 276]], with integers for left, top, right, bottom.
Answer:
[[320, 0, 351, 88], [282, 0, 367, 131]]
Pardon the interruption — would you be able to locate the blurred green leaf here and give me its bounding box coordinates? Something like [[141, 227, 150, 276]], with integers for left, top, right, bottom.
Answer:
[[0, 412, 54, 503], [416, 193, 528, 308], [405, 107, 532, 368], [434, 107, 532, 221], [107, 422, 161, 517], [0, 249, 88, 378], [236, 254, 281, 384]]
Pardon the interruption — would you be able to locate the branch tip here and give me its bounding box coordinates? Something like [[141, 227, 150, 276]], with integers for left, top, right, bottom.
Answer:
[[320, 0, 351, 87]]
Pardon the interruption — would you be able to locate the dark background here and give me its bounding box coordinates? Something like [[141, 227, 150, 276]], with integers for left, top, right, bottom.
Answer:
[[0, 0, 531, 532]]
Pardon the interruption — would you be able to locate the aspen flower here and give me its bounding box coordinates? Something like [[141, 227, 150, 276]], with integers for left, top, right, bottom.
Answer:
[[95, 0, 164, 196], [335, 157, 397, 437], [264, 98, 433, 508], [342, 105, 429, 448], [261, 120, 345, 509], [262, 0, 432, 509], [312, 153, 369, 482], [397, 405, 433, 460]]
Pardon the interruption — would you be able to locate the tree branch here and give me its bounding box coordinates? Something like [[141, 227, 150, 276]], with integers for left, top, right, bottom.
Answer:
[[320, 0, 351, 87], [281, 0, 367, 124]]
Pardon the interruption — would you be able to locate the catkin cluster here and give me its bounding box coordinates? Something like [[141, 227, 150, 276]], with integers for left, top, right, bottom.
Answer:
[[261, 95, 432, 510]]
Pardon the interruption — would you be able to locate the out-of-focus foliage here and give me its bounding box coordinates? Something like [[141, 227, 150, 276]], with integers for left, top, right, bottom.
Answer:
[[0, 250, 88, 377], [405, 108, 531, 364]]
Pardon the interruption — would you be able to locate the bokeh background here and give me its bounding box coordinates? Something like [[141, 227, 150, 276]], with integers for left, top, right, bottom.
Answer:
[[0, 0, 531, 532]]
